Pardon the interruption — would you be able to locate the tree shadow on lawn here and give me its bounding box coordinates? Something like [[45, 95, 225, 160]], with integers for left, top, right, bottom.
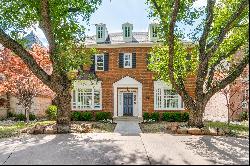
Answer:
[[0, 133, 174, 165], [181, 135, 249, 165]]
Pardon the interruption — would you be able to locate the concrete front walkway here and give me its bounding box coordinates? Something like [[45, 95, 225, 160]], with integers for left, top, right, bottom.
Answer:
[[114, 120, 142, 135], [0, 133, 248, 165]]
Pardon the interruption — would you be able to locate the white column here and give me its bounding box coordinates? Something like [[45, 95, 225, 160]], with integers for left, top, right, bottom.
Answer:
[[138, 85, 142, 117], [113, 85, 117, 117]]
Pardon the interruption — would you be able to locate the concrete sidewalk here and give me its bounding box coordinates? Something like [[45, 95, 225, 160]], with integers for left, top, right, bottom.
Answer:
[[0, 133, 248, 165]]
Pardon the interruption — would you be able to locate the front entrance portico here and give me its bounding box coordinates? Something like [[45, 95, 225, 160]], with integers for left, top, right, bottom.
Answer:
[[113, 76, 142, 118]]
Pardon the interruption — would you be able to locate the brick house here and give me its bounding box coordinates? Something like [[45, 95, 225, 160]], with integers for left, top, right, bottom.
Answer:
[[71, 23, 193, 121]]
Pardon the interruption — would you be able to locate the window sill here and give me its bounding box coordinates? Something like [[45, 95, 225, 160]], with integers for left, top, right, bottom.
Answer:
[[72, 108, 103, 111], [154, 108, 185, 111]]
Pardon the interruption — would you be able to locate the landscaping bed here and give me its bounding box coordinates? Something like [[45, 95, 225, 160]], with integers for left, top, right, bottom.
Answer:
[[139, 121, 187, 133], [139, 120, 249, 138], [0, 120, 55, 139], [0, 120, 116, 139]]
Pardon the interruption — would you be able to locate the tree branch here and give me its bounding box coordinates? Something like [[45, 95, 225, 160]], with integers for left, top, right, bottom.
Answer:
[[0, 28, 51, 87], [195, 0, 215, 103], [199, 0, 215, 60], [39, 0, 56, 59], [206, 41, 245, 90], [206, 0, 249, 59], [206, 55, 249, 100], [151, 0, 166, 24], [167, 0, 196, 110]]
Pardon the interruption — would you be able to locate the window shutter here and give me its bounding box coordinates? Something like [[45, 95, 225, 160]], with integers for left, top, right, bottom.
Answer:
[[90, 55, 95, 72], [104, 53, 109, 71], [132, 53, 136, 68], [119, 53, 124, 68]]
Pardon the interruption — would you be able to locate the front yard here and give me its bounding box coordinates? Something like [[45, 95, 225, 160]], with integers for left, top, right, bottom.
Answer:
[[139, 121, 249, 138], [0, 120, 55, 139], [0, 120, 116, 139]]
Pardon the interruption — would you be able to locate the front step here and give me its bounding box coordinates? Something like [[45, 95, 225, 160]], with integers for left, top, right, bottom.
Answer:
[[113, 116, 143, 123]]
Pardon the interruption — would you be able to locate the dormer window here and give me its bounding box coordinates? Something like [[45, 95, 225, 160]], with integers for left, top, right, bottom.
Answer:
[[149, 23, 159, 42], [152, 26, 158, 38], [122, 22, 133, 42], [125, 26, 131, 38], [97, 26, 103, 39], [95, 23, 108, 43]]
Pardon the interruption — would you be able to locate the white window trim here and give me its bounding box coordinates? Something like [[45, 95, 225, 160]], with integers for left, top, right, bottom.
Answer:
[[95, 54, 104, 71], [123, 53, 132, 68], [154, 81, 184, 110], [72, 80, 102, 111]]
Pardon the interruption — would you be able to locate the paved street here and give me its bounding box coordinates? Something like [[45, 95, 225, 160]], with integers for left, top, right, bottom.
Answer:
[[0, 133, 249, 165]]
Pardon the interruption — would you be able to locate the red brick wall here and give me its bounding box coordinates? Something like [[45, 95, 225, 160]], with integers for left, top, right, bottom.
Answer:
[[95, 47, 154, 115], [90, 47, 198, 115]]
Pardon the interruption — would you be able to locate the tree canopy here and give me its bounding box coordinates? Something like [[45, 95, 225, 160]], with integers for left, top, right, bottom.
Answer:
[[147, 0, 249, 127]]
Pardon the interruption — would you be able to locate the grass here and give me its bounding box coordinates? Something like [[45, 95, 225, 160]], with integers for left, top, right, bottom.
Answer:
[[140, 120, 249, 137], [0, 121, 56, 139], [204, 121, 249, 137]]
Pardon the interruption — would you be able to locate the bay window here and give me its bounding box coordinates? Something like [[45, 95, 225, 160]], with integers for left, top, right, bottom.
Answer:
[[154, 81, 184, 110], [72, 80, 102, 110]]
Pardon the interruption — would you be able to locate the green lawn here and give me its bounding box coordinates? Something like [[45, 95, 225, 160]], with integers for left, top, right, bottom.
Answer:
[[0, 121, 56, 139], [204, 121, 249, 137]]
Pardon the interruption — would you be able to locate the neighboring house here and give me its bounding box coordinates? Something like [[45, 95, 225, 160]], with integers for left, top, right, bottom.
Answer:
[[72, 22, 195, 121], [0, 32, 53, 119]]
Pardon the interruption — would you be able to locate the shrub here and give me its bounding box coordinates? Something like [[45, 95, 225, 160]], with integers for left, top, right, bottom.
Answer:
[[143, 112, 150, 121], [181, 112, 189, 122], [95, 112, 111, 121], [174, 112, 182, 122], [162, 112, 189, 122], [162, 112, 171, 121], [71, 111, 81, 121], [46, 105, 57, 120], [29, 114, 36, 121], [81, 112, 93, 121], [151, 112, 160, 121], [240, 111, 248, 121], [7, 111, 15, 118], [16, 113, 26, 121]]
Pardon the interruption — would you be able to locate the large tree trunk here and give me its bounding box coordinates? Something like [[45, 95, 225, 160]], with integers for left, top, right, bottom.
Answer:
[[188, 107, 205, 128], [51, 75, 72, 133]]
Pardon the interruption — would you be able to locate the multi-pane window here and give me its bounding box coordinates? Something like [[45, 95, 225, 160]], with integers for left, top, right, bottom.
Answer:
[[152, 26, 158, 38], [97, 26, 103, 39], [72, 81, 102, 110], [124, 53, 132, 68], [154, 81, 184, 110], [95, 54, 104, 71], [125, 26, 130, 37]]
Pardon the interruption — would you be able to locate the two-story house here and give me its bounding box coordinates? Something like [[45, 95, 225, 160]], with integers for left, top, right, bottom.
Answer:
[[71, 22, 194, 121]]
